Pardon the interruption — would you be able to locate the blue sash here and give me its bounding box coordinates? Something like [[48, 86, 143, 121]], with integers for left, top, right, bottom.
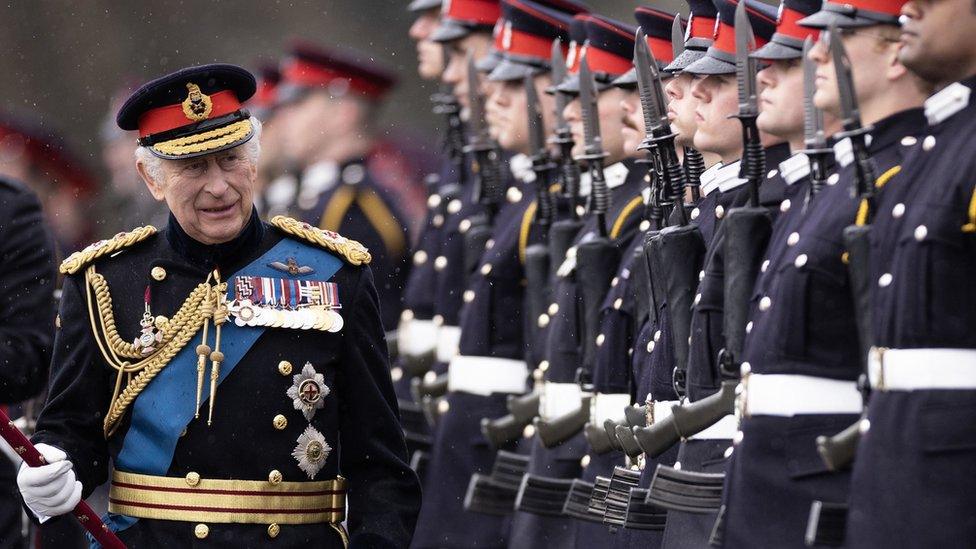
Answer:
[[100, 238, 342, 538]]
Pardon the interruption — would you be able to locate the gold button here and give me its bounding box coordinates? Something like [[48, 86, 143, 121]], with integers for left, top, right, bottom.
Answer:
[[690, 207, 700, 220], [640, 220, 650, 232], [447, 199, 462, 214], [273, 414, 288, 430], [715, 205, 725, 219], [437, 399, 450, 414], [433, 214, 445, 227], [459, 219, 472, 233], [185, 472, 200, 487], [413, 250, 428, 265], [151, 266, 167, 281], [759, 296, 772, 311], [581, 455, 591, 468], [268, 470, 283, 485], [463, 290, 475, 303], [428, 194, 442, 209], [401, 309, 415, 322], [548, 303, 559, 315], [596, 334, 605, 346], [434, 256, 448, 271], [613, 298, 623, 310], [787, 232, 800, 246], [480, 263, 492, 276], [391, 367, 403, 382], [523, 424, 536, 438], [194, 524, 209, 539], [537, 313, 550, 328], [780, 199, 791, 213], [539, 360, 550, 371], [433, 314, 444, 327], [268, 523, 281, 538], [278, 361, 293, 376], [507, 186, 523, 203]]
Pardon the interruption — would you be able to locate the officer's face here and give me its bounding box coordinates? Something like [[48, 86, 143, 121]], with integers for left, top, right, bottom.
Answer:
[[140, 148, 255, 245], [410, 10, 445, 80], [620, 88, 647, 157], [808, 27, 901, 119], [563, 87, 631, 164], [757, 59, 805, 142], [442, 33, 493, 112], [664, 73, 699, 148], [900, 0, 976, 85], [690, 74, 744, 162], [487, 74, 553, 153]]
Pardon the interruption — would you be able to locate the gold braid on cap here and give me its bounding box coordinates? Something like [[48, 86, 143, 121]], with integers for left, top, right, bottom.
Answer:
[[60, 226, 158, 275], [270, 215, 371, 265]]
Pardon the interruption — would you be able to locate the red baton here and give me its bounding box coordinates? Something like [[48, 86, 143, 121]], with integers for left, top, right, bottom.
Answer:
[[0, 408, 126, 549]]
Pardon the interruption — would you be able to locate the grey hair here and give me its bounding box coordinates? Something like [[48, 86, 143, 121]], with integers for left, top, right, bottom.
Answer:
[[135, 116, 263, 182]]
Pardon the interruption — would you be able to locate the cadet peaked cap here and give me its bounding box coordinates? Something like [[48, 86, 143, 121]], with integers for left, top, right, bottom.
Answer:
[[279, 41, 397, 101], [613, 6, 682, 87], [479, 0, 587, 73], [432, 0, 502, 42], [489, 0, 580, 82], [798, 0, 904, 28], [117, 64, 257, 160], [753, 0, 822, 59], [248, 62, 281, 119], [408, 0, 442, 12], [556, 14, 638, 94], [684, 0, 778, 76], [666, 0, 720, 72]]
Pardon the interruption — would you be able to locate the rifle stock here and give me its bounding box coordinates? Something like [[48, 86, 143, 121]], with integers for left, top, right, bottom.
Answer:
[[615, 423, 645, 458], [655, 225, 707, 381], [534, 395, 592, 448], [625, 404, 648, 428], [721, 207, 773, 375], [584, 421, 616, 455], [816, 419, 862, 472], [633, 380, 737, 457]]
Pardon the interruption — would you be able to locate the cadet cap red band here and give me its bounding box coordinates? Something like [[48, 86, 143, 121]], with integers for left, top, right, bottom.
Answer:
[[443, 0, 502, 26]]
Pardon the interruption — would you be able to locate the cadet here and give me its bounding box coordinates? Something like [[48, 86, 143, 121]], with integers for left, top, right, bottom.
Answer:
[[655, 2, 784, 547], [0, 176, 57, 549], [273, 42, 410, 334], [17, 64, 421, 547], [843, 0, 976, 543]]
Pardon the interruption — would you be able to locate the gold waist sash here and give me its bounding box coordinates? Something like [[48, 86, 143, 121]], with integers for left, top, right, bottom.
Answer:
[[109, 469, 346, 525]]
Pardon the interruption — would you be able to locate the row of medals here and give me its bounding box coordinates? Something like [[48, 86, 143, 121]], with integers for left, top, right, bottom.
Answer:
[[227, 298, 343, 332]]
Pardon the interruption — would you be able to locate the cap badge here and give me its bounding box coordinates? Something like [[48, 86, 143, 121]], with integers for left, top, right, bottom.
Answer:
[[182, 82, 213, 122], [502, 21, 513, 51], [566, 41, 578, 69]]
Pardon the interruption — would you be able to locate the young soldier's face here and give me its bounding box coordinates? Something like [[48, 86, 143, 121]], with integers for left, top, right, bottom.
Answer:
[[900, 0, 976, 85], [409, 10, 445, 80], [487, 74, 554, 153], [808, 27, 900, 117], [141, 148, 256, 245], [442, 33, 493, 111], [664, 73, 700, 147], [757, 59, 805, 141], [563, 86, 631, 164], [690, 74, 744, 161]]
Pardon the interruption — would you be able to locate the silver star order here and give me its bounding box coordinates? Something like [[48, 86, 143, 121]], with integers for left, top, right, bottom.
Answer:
[[292, 425, 331, 479], [286, 362, 330, 421]]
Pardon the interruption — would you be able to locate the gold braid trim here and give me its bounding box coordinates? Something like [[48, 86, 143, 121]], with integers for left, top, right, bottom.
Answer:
[[60, 226, 158, 275], [270, 215, 372, 265], [151, 119, 253, 157]]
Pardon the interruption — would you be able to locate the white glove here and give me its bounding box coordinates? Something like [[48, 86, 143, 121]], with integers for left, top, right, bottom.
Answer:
[[17, 443, 83, 521]]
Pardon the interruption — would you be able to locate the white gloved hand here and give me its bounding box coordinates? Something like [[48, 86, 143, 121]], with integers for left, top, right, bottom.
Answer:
[[17, 443, 83, 521]]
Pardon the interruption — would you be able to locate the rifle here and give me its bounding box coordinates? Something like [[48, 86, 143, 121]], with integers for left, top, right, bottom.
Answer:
[[670, 15, 704, 202], [575, 55, 610, 237], [816, 24, 879, 471], [799, 37, 832, 202], [433, 44, 467, 188], [0, 408, 127, 549], [550, 39, 584, 220]]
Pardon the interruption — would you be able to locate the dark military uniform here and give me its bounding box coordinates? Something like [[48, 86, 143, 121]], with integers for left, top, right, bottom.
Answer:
[[0, 178, 57, 549], [299, 157, 411, 333], [845, 75, 976, 547], [722, 110, 925, 548]]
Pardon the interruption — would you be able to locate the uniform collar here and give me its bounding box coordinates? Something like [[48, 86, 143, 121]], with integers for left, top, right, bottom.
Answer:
[[715, 160, 747, 193], [925, 77, 974, 125], [699, 161, 724, 197], [833, 107, 926, 168], [509, 153, 536, 183], [578, 161, 630, 196], [166, 208, 265, 270]]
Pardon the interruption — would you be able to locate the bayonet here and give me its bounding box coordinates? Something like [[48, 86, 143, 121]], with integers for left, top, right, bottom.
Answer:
[[800, 36, 831, 198], [463, 54, 502, 219], [550, 39, 583, 219], [830, 24, 877, 219], [577, 55, 610, 236], [672, 15, 685, 60], [433, 44, 466, 186], [635, 27, 688, 225], [525, 75, 556, 234], [733, 1, 765, 207]]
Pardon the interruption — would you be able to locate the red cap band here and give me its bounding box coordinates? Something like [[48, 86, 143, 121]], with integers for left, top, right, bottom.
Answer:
[[577, 44, 634, 76], [137, 89, 241, 138], [444, 0, 501, 25], [712, 20, 770, 55], [282, 58, 389, 98], [827, 0, 905, 17], [647, 36, 675, 64], [504, 26, 567, 61], [690, 15, 717, 40], [777, 8, 819, 41]]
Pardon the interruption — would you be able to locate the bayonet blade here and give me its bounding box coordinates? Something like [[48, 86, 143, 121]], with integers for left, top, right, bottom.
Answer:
[[579, 54, 605, 158], [734, 1, 758, 116], [829, 24, 863, 131], [672, 15, 685, 60], [551, 39, 570, 132], [525, 75, 547, 158], [802, 37, 827, 149], [465, 54, 491, 151], [634, 27, 663, 138]]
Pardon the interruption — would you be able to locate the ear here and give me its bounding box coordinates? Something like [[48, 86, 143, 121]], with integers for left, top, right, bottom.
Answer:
[[136, 160, 167, 201], [886, 42, 909, 82]]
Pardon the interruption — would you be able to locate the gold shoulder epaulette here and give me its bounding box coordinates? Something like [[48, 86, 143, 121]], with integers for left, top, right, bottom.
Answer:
[[59, 226, 158, 275], [270, 215, 372, 266]]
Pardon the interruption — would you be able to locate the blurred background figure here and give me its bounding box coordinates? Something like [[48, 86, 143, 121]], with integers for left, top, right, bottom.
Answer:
[[275, 42, 412, 332], [96, 81, 169, 237], [0, 114, 96, 254]]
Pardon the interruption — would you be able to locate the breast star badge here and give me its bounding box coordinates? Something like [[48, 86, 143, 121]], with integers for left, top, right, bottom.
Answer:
[[292, 425, 331, 479], [286, 362, 330, 421]]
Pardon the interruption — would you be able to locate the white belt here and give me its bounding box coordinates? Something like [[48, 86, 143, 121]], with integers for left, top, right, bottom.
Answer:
[[743, 374, 862, 417], [649, 400, 679, 425], [437, 325, 462, 363], [590, 393, 631, 425], [539, 382, 583, 421], [448, 355, 528, 396], [688, 414, 738, 440], [397, 319, 438, 357], [869, 347, 976, 391]]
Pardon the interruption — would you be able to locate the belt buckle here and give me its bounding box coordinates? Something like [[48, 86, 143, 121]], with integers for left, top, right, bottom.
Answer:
[[734, 365, 751, 422], [645, 394, 655, 426], [871, 347, 888, 391]]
